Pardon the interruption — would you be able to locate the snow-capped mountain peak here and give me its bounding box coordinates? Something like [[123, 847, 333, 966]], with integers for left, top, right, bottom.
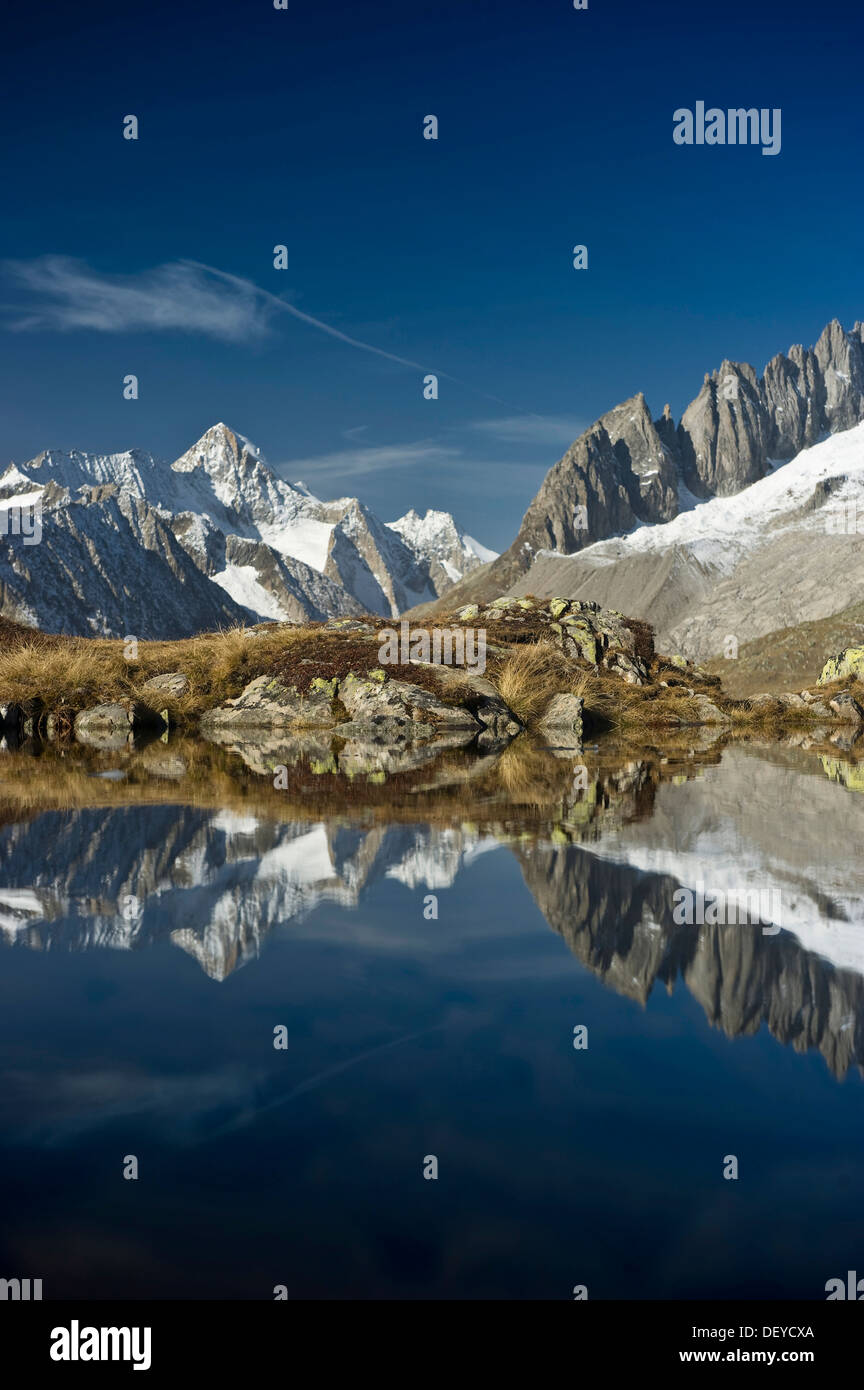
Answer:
[[388, 507, 498, 587], [172, 421, 262, 474], [0, 423, 497, 637], [3, 446, 162, 501]]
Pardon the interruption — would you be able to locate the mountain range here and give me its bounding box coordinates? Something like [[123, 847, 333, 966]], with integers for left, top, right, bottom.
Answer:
[[0, 423, 496, 638], [4, 316, 864, 676], [415, 316, 864, 684]]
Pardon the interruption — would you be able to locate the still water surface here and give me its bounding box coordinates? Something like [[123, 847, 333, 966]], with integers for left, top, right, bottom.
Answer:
[[1, 734, 863, 1299]]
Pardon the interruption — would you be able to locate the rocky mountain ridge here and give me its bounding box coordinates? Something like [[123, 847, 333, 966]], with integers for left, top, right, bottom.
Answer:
[[420, 316, 864, 608], [0, 423, 496, 638]]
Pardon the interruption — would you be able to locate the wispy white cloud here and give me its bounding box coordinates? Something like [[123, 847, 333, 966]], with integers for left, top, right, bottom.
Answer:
[[469, 413, 586, 446], [2, 255, 440, 373], [1, 256, 275, 343], [280, 441, 461, 485], [1, 257, 520, 409]]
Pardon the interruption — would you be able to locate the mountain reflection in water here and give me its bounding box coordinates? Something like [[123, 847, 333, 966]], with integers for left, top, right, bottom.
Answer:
[[1, 732, 864, 1299]]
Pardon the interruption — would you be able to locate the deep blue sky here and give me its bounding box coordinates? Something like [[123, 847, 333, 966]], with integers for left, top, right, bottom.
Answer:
[[1, 0, 862, 548]]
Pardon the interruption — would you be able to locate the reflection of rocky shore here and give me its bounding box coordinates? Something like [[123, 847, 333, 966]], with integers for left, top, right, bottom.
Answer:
[[3, 735, 864, 1075]]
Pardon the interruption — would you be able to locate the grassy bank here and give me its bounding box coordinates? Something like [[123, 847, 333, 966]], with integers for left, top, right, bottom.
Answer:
[[1, 611, 861, 737]]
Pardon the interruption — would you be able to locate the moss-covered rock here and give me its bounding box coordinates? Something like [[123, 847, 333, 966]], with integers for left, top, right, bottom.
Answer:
[[818, 645, 864, 685], [564, 628, 598, 664]]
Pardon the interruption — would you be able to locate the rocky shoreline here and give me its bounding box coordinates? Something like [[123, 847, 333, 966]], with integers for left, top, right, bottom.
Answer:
[[2, 599, 864, 759]]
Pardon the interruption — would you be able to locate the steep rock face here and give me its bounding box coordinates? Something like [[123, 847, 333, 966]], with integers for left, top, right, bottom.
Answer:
[[814, 318, 864, 432], [680, 319, 864, 496], [762, 348, 823, 457], [322, 498, 435, 617], [678, 361, 771, 497], [445, 398, 672, 602], [509, 421, 864, 666], [0, 486, 250, 638], [597, 393, 679, 523], [417, 317, 864, 618], [500, 421, 639, 584]]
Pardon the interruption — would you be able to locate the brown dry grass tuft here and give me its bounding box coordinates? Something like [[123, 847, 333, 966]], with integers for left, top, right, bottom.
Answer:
[[568, 667, 710, 732], [490, 642, 572, 725], [0, 623, 317, 718]]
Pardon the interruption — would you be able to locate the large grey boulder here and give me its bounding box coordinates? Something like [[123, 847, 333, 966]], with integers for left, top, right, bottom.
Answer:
[[684, 695, 732, 726], [339, 673, 479, 730], [141, 671, 189, 698], [74, 701, 165, 748], [200, 676, 338, 731], [828, 691, 864, 723], [537, 694, 584, 746]]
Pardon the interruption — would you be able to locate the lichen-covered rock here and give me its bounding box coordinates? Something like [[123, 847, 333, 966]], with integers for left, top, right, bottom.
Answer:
[[74, 703, 131, 739], [200, 675, 336, 731], [564, 628, 598, 664], [201, 728, 338, 774], [339, 673, 478, 730], [323, 618, 376, 634], [818, 646, 864, 685], [594, 613, 637, 655], [337, 730, 475, 778]]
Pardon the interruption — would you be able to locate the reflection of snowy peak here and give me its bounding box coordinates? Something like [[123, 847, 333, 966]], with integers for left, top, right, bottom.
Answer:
[[5, 744, 864, 1075], [0, 423, 495, 636], [0, 811, 488, 980]]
